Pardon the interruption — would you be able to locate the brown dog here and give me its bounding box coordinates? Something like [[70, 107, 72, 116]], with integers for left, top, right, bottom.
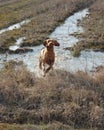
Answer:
[[39, 39, 60, 76]]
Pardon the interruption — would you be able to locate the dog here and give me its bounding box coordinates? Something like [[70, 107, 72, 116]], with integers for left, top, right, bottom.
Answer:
[[39, 39, 60, 76]]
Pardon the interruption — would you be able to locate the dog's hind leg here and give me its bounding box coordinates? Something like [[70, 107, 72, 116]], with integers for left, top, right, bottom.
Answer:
[[44, 65, 52, 76], [39, 59, 42, 70]]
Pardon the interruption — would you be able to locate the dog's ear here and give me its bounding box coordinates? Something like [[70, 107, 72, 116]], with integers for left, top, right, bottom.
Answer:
[[53, 40, 60, 46], [43, 40, 47, 47]]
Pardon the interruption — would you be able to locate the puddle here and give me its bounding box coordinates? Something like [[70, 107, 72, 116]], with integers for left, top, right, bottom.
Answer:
[[0, 19, 30, 34], [50, 8, 104, 72], [15, 37, 26, 45], [9, 37, 26, 51], [0, 9, 104, 76]]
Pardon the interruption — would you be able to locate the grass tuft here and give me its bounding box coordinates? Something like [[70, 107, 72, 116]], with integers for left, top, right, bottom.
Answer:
[[0, 62, 104, 129]]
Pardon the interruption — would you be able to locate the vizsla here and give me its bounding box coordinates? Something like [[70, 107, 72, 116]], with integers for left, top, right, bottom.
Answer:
[[39, 39, 60, 76]]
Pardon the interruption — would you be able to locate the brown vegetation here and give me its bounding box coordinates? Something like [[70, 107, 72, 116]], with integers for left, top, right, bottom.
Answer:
[[0, 122, 73, 130], [0, 0, 95, 52], [0, 61, 104, 129], [71, 0, 104, 56], [0, 0, 104, 129]]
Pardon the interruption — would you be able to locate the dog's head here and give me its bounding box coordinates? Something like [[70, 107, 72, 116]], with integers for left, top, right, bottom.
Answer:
[[43, 39, 60, 47]]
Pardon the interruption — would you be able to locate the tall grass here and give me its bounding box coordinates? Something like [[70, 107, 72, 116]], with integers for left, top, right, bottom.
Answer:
[[0, 61, 104, 129]]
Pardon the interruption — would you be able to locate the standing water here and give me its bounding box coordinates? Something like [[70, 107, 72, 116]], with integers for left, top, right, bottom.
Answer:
[[50, 8, 104, 72], [9, 37, 26, 51], [0, 9, 104, 75], [0, 19, 30, 34]]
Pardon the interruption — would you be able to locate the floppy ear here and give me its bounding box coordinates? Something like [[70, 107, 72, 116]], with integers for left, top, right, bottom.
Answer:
[[43, 40, 47, 47], [53, 40, 60, 46]]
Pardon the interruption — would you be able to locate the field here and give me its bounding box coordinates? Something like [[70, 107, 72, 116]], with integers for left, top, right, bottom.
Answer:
[[0, 0, 104, 130], [0, 61, 104, 129], [0, 0, 94, 52]]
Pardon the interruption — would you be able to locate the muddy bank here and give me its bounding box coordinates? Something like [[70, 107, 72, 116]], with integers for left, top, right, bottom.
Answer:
[[0, 37, 33, 54], [0, 19, 30, 35]]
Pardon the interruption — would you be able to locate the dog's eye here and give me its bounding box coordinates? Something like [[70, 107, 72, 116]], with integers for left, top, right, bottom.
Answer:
[[47, 39, 52, 43]]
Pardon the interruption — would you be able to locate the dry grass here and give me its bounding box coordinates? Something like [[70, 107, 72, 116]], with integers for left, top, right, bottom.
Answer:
[[0, 61, 104, 129], [0, 0, 95, 52], [71, 0, 104, 56], [0, 123, 78, 130], [0, 1, 104, 129]]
